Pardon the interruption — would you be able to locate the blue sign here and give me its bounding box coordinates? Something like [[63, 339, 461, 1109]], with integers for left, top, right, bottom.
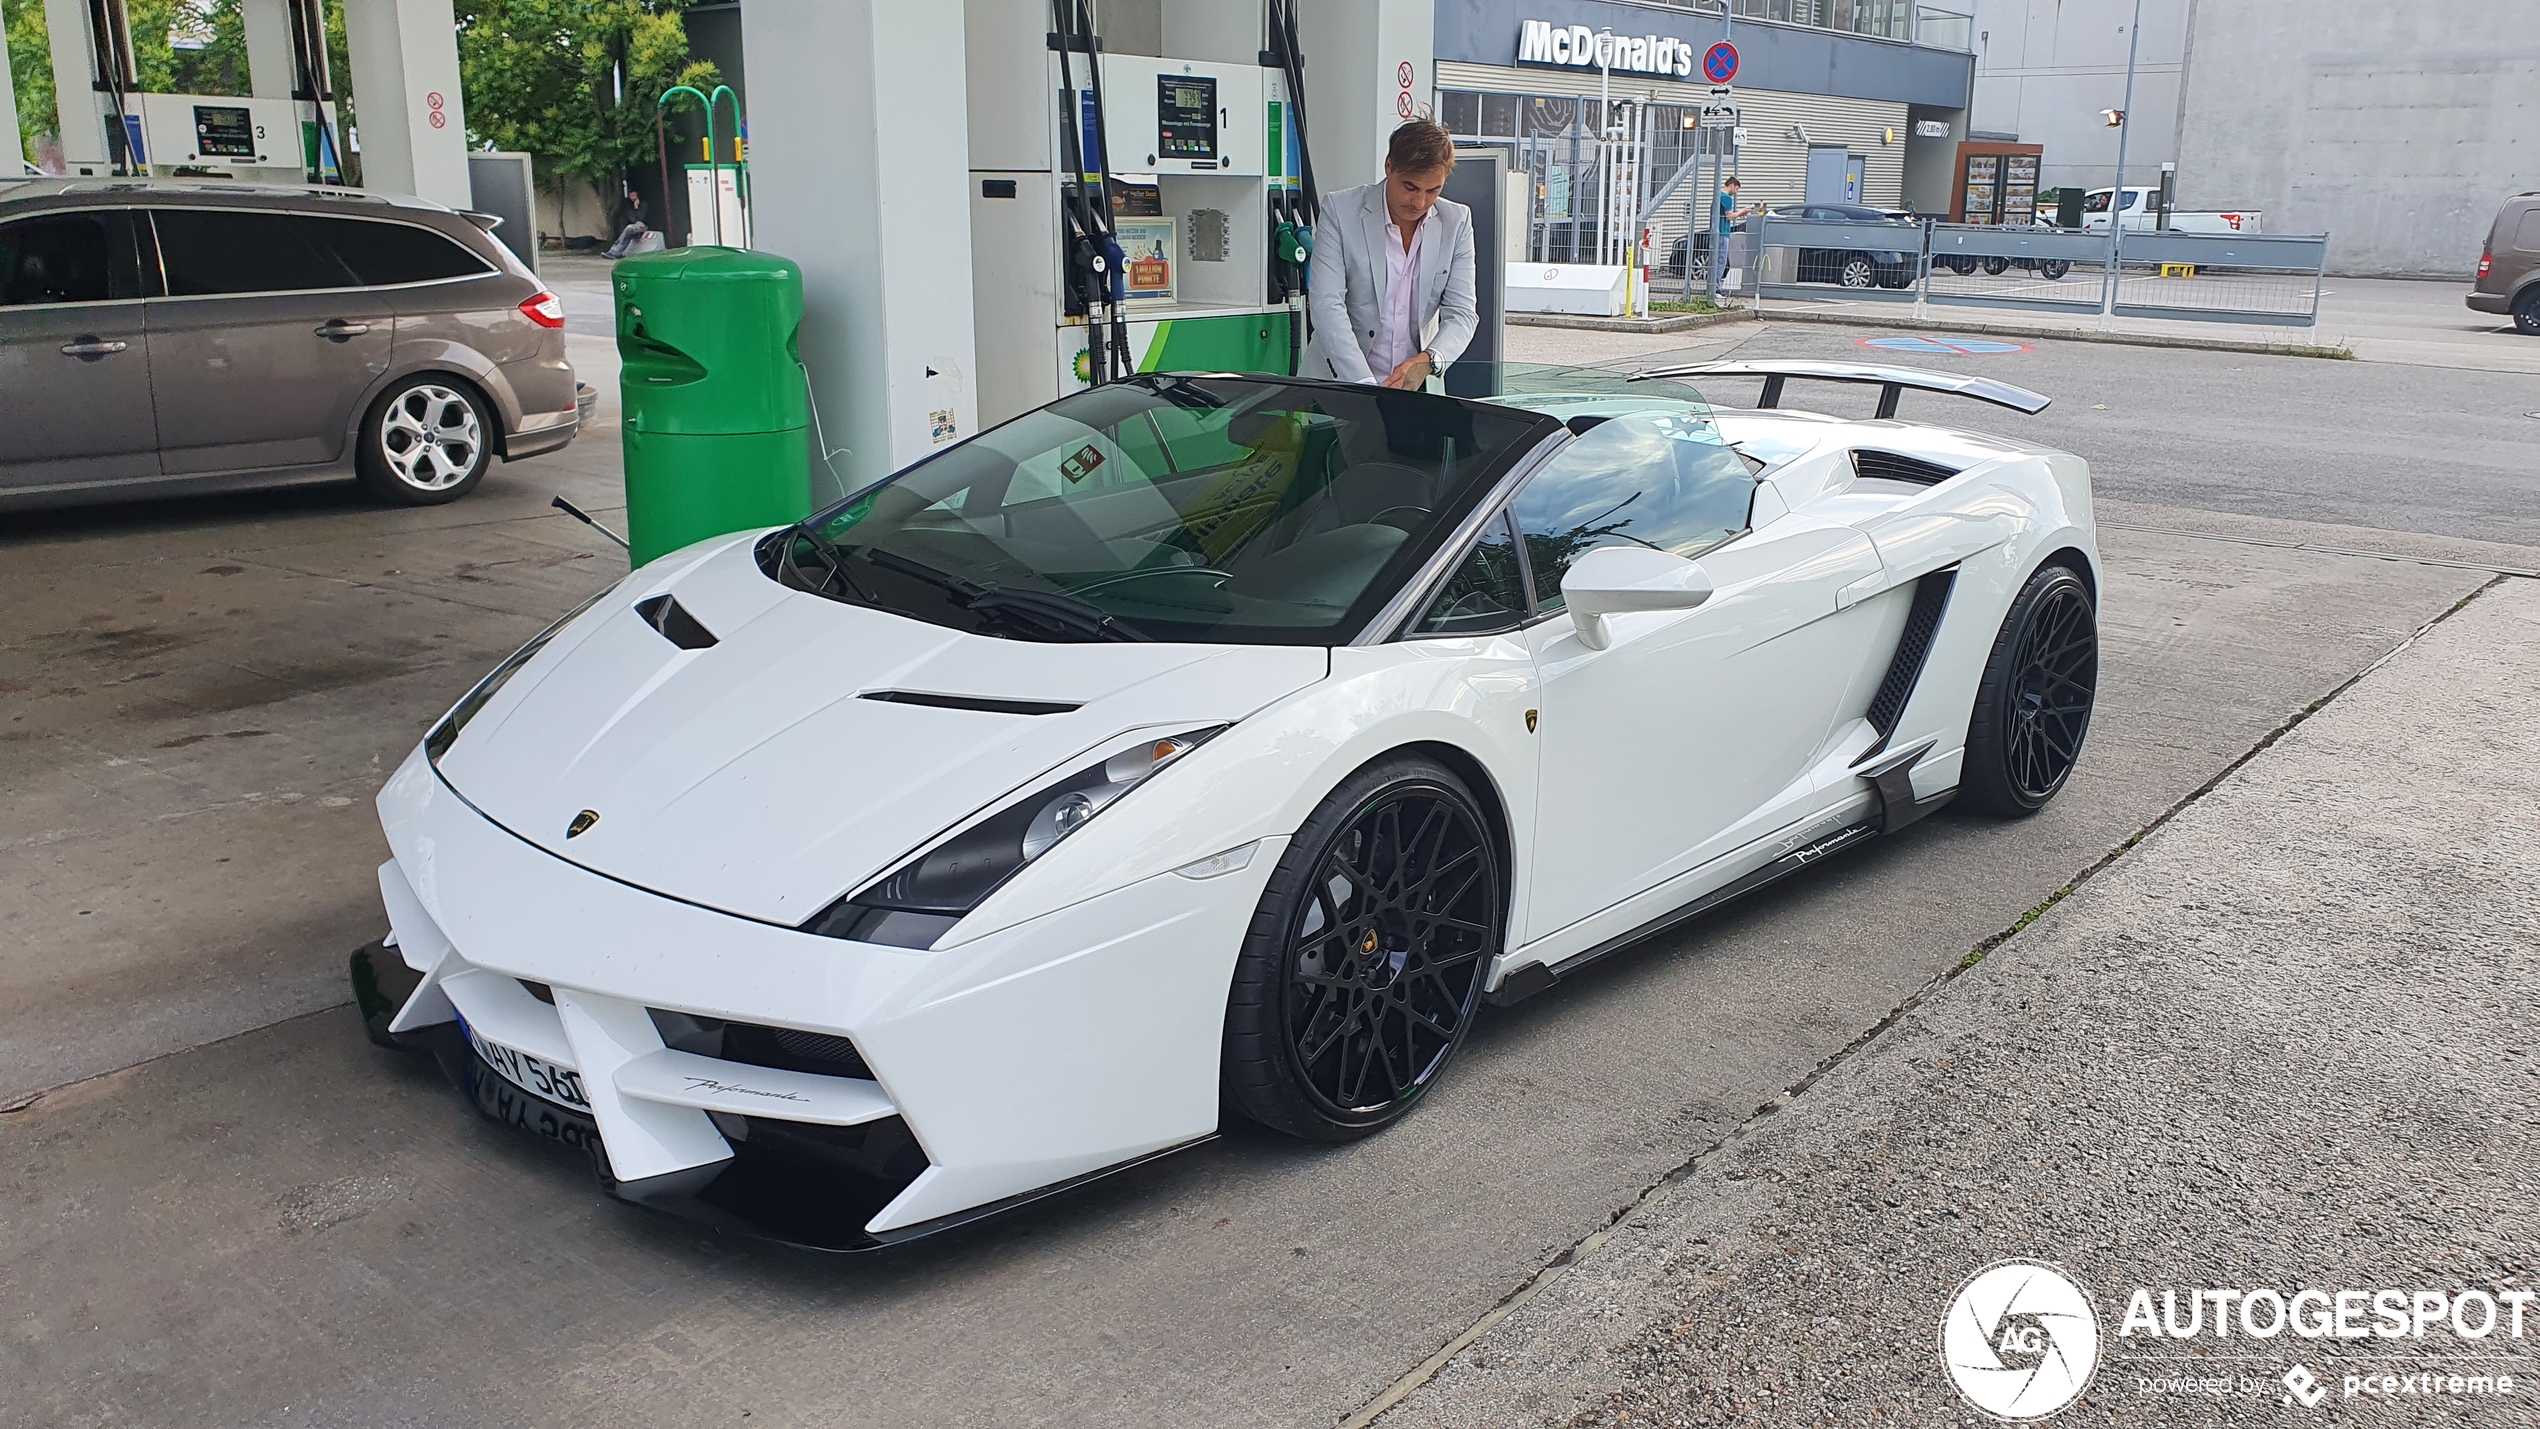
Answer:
[[1859, 335, 2032, 356], [1702, 41, 1740, 85]]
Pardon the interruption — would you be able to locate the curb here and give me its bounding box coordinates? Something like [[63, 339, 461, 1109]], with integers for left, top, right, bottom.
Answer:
[[1753, 304, 2354, 358], [1507, 307, 1757, 334]]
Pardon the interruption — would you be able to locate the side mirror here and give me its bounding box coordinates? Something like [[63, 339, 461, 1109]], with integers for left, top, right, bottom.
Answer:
[[1562, 545, 1713, 650]]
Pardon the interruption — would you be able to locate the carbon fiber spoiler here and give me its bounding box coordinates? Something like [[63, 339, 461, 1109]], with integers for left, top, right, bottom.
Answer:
[[1630, 360, 2051, 418]]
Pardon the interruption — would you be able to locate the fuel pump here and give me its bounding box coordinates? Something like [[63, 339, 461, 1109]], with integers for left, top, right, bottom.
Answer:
[[1050, 0, 1133, 386], [1263, 0, 1321, 371]]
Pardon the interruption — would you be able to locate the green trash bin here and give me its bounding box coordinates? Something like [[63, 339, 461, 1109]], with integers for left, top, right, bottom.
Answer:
[[613, 246, 811, 567]]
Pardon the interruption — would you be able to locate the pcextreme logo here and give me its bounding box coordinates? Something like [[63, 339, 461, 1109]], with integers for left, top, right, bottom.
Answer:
[[1939, 1260, 2104, 1421]]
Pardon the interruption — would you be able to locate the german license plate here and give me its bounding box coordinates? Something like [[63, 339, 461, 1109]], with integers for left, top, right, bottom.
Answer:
[[460, 1017, 591, 1110]]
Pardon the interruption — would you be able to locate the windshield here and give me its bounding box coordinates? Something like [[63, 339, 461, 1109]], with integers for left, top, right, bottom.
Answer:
[[2083, 190, 2141, 213], [765, 376, 1552, 645]]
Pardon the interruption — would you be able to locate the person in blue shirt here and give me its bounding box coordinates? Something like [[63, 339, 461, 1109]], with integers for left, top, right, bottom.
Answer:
[[1717, 175, 1755, 230]]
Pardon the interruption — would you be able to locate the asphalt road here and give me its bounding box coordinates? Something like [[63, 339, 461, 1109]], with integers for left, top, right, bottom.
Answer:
[[0, 319, 2531, 1426]]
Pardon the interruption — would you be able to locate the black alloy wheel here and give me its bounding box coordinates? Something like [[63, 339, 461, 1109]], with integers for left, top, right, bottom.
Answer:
[[1222, 757, 1501, 1141], [1961, 564, 2099, 816], [2514, 289, 2540, 336], [2039, 258, 2073, 281], [1981, 255, 2012, 276]]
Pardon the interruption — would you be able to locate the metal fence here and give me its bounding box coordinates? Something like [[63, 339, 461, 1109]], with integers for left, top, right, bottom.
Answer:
[[1733, 216, 2330, 328]]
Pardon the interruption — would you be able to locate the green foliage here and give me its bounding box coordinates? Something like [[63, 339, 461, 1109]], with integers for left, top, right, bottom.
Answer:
[[454, 0, 713, 191], [5, 0, 53, 162]]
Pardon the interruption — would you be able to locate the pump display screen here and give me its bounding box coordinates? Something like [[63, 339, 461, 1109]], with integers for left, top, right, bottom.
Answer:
[[1157, 76, 1218, 161], [194, 105, 256, 158]]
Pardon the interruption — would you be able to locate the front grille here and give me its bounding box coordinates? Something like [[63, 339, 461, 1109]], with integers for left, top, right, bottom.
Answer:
[[1852, 449, 1961, 486], [648, 1009, 876, 1082]]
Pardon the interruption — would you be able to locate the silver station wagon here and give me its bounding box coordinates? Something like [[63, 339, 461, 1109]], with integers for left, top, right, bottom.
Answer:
[[0, 179, 590, 511]]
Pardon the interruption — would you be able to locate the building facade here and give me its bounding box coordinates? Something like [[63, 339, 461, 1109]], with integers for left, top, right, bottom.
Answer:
[[1958, 0, 2187, 195], [1433, 0, 1976, 264]]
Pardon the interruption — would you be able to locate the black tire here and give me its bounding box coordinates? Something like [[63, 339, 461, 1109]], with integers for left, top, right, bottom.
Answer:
[[358, 375, 494, 506], [1981, 256, 2011, 276], [1222, 756, 1502, 1142], [1837, 255, 1877, 289], [1959, 564, 2098, 818], [1940, 256, 1976, 276], [2514, 289, 2540, 336], [2039, 259, 2072, 281]]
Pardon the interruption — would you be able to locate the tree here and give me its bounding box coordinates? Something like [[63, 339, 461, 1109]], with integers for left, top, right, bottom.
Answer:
[[454, 0, 712, 231], [6, 0, 54, 164]]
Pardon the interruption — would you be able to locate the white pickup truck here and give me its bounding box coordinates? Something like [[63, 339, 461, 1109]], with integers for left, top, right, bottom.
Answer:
[[2061, 187, 2261, 234]]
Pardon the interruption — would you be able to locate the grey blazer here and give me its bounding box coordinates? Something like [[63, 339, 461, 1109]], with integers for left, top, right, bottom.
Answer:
[[1305, 182, 1479, 384]]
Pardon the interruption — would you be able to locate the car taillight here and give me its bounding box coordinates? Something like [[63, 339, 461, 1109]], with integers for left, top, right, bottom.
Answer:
[[2478, 253, 2492, 278], [519, 291, 565, 329]]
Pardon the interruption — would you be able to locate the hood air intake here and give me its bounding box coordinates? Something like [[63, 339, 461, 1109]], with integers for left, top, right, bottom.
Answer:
[[858, 691, 1082, 716], [635, 593, 718, 650]]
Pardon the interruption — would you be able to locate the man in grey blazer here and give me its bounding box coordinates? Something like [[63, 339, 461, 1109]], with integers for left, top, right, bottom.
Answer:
[[1307, 120, 1478, 389]]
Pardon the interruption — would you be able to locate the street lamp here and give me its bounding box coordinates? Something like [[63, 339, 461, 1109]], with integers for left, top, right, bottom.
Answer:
[[2099, 0, 2142, 323]]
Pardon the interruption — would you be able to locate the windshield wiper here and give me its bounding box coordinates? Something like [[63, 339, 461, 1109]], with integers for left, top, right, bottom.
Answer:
[[967, 586, 1150, 642], [859, 548, 1147, 642], [778, 521, 878, 604]]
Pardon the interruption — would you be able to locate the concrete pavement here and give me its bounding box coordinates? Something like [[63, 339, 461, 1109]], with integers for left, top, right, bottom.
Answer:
[[1369, 574, 2540, 1429]]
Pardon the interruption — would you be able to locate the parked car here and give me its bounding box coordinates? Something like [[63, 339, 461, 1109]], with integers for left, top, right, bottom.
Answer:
[[2063, 187, 2261, 235], [1934, 224, 2074, 281], [0, 178, 591, 512], [1669, 204, 1918, 289], [353, 360, 2099, 1250], [2467, 191, 2540, 335]]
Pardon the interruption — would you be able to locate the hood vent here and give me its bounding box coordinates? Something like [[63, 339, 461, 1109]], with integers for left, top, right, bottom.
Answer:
[[1851, 450, 1962, 486], [859, 690, 1083, 717], [635, 594, 718, 650]]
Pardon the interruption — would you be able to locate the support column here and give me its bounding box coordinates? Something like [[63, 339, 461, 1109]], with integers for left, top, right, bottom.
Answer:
[[1295, 0, 1433, 192], [742, 0, 979, 494], [342, 0, 470, 207], [241, 0, 296, 100], [43, 0, 111, 169]]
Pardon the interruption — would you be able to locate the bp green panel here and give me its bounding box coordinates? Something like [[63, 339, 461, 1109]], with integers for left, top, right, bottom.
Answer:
[[1138, 312, 1297, 377]]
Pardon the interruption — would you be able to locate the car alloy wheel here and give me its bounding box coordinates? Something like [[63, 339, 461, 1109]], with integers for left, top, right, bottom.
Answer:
[[1839, 256, 1877, 288], [1223, 758, 1501, 1141], [380, 384, 485, 492], [1962, 565, 2098, 815], [1981, 256, 2011, 276]]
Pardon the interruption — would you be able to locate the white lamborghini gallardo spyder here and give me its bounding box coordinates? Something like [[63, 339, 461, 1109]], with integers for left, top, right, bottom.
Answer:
[[353, 361, 2099, 1250]]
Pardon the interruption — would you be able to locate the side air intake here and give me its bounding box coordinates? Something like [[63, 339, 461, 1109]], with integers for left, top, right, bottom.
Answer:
[[1851, 450, 1963, 486], [1863, 568, 1958, 741]]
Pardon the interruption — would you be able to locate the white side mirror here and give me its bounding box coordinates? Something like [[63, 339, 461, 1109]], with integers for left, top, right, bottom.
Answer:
[[1562, 545, 1714, 650]]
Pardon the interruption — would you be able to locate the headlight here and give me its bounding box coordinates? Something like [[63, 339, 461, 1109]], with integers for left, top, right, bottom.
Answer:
[[424, 582, 621, 765], [805, 727, 1223, 948]]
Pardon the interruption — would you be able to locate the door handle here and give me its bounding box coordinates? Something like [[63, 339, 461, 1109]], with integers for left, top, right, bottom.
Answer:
[[315, 321, 372, 339], [59, 338, 128, 357]]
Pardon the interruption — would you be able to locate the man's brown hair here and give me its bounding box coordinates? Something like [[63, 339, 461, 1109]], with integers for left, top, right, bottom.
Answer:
[[1386, 119, 1457, 176]]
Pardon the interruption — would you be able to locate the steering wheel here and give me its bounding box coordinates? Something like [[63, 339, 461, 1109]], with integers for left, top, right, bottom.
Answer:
[[1364, 504, 1433, 531], [1069, 564, 1234, 597]]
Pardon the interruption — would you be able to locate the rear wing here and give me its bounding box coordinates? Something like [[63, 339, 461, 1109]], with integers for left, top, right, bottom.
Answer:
[[1630, 360, 2050, 418]]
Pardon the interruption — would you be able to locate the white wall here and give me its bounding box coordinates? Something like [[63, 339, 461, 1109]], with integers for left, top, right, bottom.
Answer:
[[2174, 1, 2538, 276], [1961, 0, 2187, 193]]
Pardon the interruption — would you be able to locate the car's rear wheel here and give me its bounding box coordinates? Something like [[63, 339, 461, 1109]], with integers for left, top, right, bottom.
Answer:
[[1960, 564, 2098, 817], [1222, 756, 1501, 1141], [2039, 259, 2072, 280], [2514, 288, 2540, 336], [1941, 256, 1978, 276], [1981, 256, 2011, 276], [359, 376, 493, 505], [1838, 255, 1877, 289]]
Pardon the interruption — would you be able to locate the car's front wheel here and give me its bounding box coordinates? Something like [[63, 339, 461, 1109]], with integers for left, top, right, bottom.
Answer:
[[1221, 756, 1502, 1141], [1838, 255, 1877, 289], [358, 375, 494, 505], [1959, 563, 2098, 817]]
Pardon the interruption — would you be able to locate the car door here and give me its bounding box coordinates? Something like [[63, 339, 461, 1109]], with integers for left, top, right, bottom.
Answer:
[[0, 208, 160, 494], [1514, 412, 1885, 944], [142, 205, 395, 474]]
